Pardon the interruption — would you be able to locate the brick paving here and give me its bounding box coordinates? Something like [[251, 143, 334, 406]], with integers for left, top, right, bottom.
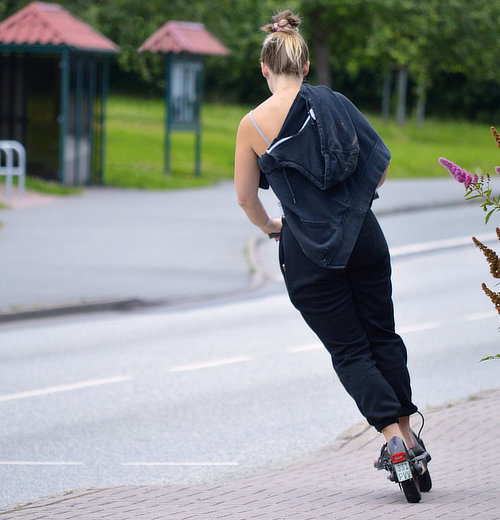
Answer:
[[1, 389, 499, 519], [0, 188, 61, 209]]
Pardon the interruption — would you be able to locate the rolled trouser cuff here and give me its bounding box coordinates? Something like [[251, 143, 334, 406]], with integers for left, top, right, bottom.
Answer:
[[372, 405, 419, 432], [401, 405, 419, 418], [373, 416, 399, 433]]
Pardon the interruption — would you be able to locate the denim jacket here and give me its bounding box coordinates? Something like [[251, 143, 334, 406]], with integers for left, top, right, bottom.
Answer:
[[258, 83, 390, 268]]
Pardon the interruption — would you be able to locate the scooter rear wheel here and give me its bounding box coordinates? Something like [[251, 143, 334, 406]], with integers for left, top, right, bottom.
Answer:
[[401, 477, 421, 503], [418, 468, 432, 492]]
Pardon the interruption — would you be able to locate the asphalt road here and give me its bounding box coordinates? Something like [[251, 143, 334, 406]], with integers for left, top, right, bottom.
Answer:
[[1, 204, 499, 509], [2, 177, 498, 314]]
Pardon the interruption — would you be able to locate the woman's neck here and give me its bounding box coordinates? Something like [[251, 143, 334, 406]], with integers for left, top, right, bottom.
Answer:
[[269, 74, 303, 96]]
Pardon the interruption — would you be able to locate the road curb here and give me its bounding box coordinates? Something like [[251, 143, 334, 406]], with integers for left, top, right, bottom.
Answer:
[[0, 283, 272, 324], [0, 298, 164, 324]]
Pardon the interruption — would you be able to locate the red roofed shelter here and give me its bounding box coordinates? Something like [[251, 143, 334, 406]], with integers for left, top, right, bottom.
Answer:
[[139, 22, 229, 176], [0, 2, 119, 185]]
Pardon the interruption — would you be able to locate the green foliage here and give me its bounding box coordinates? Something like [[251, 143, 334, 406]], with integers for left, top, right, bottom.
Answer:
[[463, 180, 500, 224], [202, 0, 281, 104], [1, 0, 498, 112], [366, 0, 499, 78], [300, 0, 375, 74], [366, 0, 500, 107]]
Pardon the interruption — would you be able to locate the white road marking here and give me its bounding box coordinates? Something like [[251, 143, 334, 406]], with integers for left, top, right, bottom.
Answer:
[[0, 461, 83, 465], [287, 315, 495, 355], [287, 344, 322, 353], [270, 233, 498, 282], [390, 232, 497, 257], [398, 321, 441, 334], [465, 311, 498, 321], [169, 356, 254, 372], [287, 323, 441, 354], [121, 462, 239, 466], [0, 376, 134, 403]]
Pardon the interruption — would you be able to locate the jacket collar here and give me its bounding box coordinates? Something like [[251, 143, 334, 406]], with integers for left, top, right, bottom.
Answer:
[[259, 83, 360, 190]]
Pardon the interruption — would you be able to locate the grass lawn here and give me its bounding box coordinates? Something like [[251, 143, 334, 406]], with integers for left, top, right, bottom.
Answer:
[[106, 95, 499, 189], [105, 96, 248, 189], [25, 177, 82, 195]]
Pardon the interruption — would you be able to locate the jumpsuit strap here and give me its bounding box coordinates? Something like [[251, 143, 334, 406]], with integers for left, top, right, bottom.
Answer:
[[250, 110, 271, 146]]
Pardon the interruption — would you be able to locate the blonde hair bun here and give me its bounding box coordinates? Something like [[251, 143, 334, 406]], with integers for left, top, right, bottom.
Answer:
[[261, 10, 301, 34]]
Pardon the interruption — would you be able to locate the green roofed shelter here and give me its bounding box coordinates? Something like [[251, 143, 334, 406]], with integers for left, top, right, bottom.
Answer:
[[0, 1, 119, 185], [139, 21, 229, 176]]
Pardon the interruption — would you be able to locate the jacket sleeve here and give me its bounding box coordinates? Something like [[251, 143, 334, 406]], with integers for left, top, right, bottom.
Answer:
[[335, 92, 391, 160], [335, 92, 391, 188]]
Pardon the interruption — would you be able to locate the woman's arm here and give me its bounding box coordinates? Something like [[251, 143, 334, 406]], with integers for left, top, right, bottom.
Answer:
[[234, 114, 282, 237]]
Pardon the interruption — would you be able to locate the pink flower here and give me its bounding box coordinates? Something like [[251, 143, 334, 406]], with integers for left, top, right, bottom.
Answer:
[[438, 157, 474, 185], [495, 166, 500, 176]]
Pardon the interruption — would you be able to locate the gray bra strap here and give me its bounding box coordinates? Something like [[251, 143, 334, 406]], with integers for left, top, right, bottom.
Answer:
[[250, 110, 271, 146]]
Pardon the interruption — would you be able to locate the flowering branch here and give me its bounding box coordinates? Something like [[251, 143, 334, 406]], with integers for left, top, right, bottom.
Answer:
[[439, 126, 500, 225], [472, 231, 500, 280], [438, 158, 500, 224], [472, 231, 500, 325], [439, 127, 500, 362]]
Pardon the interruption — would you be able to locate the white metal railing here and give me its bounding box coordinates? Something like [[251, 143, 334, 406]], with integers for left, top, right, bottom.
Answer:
[[0, 140, 26, 200]]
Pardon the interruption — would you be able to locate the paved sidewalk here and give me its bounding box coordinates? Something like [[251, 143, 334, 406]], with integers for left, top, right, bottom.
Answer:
[[2, 389, 498, 519]]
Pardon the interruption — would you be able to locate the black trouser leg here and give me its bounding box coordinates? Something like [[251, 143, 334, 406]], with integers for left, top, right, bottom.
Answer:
[[346, 210, 418, 419], [279, 212, 417, 431], [347, 258, 417, 418]]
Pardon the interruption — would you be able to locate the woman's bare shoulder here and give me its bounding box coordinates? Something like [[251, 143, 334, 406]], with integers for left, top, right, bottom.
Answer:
[[237, 112, 253, 136], [252, 96, 276, 117], [237, 97, 273, 133]]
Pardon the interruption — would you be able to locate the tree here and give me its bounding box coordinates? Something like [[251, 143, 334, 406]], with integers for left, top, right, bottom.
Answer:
[[367, 0, 500, 126], [202, 0, 280, 103], [367, 0, 431, 126], [299, 0, 374, 88]]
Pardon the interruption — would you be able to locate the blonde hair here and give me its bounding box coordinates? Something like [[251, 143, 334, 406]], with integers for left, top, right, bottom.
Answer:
[[260, 10, 309, 77]]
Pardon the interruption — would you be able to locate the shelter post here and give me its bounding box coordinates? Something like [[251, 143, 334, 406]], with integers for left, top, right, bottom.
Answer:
[[75, 55, 83, 185], [88, 57, 96, 184], [99, 57, 109, 185], [194, 56, 205, 177], [164, 55, 171, 174], [59, 49, 70, 184]]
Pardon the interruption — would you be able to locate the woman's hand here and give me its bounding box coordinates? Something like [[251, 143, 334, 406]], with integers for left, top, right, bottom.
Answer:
[[377, 160, 390, 188], [260, 217, 282, 241]]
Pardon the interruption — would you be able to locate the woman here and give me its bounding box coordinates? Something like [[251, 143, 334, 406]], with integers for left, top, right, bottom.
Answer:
[[234, 10, 431, 501]]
